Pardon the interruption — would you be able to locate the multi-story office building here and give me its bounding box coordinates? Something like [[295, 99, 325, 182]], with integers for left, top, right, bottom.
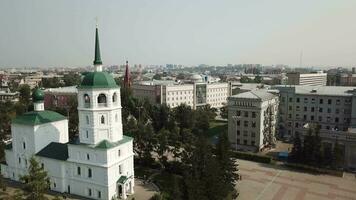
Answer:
[[228, 90, 279, 152], [286, 71, 327, 86], [274, 85, 356, 169], [132, 77, 231, 109]]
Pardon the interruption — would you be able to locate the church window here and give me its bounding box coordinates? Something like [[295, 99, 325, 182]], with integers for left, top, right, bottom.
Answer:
[[112, 92, 117, 103], [86, 116, 89, 124], [53, 182, 56, 188], [118, 149, 121, 157], [98, 191, 101, 198], [18, 157, 21, 164], [84, 94, 90, 107], [86, 131, 89, 138], [77, 167, 81, 175], [23, 142, 26, 149], [88, 188, 92, 196], [101, 115, 105, 124], [25, 159, 27, 167], [41, 163, 44, 169], [86, 154, 90, 160], [98, 94, 107, 104], [88, 168, 92, 178]]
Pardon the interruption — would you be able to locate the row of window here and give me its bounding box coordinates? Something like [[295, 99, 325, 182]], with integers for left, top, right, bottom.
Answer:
[[83, 93, 118, 108], [287, 114, 349, 123], [282, 97, 351, 105], [236, 130, 256, 137], [236, 111, 257, 118], [236, 120, 257, 128], [288, 106, 351, 114], [237, 139, 255, 146], [286, 122, 346, 131]]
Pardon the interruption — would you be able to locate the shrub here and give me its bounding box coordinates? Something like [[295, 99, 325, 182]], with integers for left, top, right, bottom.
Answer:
[[231, 151, 272, 164]]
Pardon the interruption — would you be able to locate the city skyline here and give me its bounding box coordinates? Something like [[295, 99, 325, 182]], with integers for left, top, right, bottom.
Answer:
[[1, 0, 356, 68]]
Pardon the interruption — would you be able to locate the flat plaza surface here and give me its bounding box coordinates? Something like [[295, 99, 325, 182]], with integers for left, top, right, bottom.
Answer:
[[237, 159, 356, 200]]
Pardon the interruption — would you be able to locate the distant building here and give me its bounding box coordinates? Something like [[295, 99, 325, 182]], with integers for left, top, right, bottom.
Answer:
[[43, 86, 78, 109], [273, 85, 356, 169], [228, 90, 279, 152], [132, 74, 232, 109], [286, 71, 327, 86]]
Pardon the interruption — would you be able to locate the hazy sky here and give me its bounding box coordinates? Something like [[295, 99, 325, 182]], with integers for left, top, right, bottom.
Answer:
[[1, 0, 356, 68]]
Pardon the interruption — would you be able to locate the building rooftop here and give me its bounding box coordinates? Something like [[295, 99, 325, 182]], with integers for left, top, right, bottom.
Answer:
[[273, 85, 356, 96], [230, 89, 277, 101], [69, 135, 133, 149], [44, 86, 78, 94], [12, 110, 67, 125], [36, 142, 68, 161]]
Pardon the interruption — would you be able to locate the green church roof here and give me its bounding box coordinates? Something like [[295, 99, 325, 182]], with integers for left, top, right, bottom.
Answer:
[[79, 71, 119, 89], [12, 110, 66, 125], [36, 142, 68, 161], [32, 88, 44, 102], [96, 140, 115, 149]]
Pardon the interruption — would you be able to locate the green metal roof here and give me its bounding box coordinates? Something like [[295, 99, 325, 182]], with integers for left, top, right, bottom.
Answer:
[[117, 176, 128, 184], [93, 27, 102, 65], [12, 110, 66, 125], [79, 72, 119, 89], [36, 142, 68, 161], [32, 88, 44, 102], [69, 135, 133, 149], [95, 135, 133, 149], [95, 140, 116, 149]]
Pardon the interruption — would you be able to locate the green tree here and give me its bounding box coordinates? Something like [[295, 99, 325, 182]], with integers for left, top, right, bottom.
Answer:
[[240, 76, 251, 83], [254, 75, 263, 83], [216, 131, 239, 195], [63, 73, 81, 86], [220, 104, 228, 119], [174, 104, 195, 133], [18, 84, 31, 106], [20, 157, 50, 200], [155, 128, 170, 168], [291, 132, 303, 162], [332, 140, 345, 169]]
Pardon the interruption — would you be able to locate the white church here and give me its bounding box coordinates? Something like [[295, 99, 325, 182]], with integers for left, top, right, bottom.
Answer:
[[0, 26, 135, 200]]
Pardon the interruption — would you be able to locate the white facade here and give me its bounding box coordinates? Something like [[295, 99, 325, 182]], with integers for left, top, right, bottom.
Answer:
[[286, 71, 327, 86], [228, 90, 279, 152], [132, 81, 231, 109], [273, 85, 356, 169]]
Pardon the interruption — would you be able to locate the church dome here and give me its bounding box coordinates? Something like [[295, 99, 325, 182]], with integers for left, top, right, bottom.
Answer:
[[79, 71, 118, 89], [32, 88, 44, 102]]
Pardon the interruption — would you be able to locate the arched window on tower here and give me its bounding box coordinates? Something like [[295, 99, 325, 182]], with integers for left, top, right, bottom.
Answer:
[[98, 94, 107, 107], [84, 94, 90, 108], [86, 116, 89, 124], [112, 92, 117, 104], [101, 115, 105, 124]]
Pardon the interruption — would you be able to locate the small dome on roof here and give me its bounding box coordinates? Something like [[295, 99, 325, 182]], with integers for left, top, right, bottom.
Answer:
[[32, 88, 44, 102], [79, 72, 118, 89], [190, 74, 203, 82]]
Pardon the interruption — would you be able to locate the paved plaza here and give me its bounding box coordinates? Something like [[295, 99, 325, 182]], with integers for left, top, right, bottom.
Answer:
[[237, 159, 356, 200]]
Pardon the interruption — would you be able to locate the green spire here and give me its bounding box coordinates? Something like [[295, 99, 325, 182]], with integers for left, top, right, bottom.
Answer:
[[93, 27, 102, 65]]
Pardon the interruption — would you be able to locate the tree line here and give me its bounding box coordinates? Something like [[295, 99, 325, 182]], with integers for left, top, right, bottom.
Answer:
[[290, 124, 344, 169]]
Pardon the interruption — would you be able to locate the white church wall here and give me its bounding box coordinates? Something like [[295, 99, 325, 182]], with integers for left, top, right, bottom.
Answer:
[[34, 120, 68, 153]]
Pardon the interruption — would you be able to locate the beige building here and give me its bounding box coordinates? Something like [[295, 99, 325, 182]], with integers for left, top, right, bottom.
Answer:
[[228, 90, 279, 152], [132, 79, 231, 109], [286, 71, 327, 86], [274, 85, 356, 169]]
